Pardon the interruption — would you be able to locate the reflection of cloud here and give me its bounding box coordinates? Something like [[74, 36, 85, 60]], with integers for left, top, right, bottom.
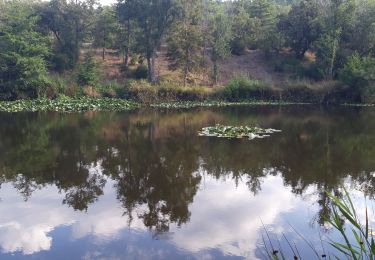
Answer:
[[0, 185, 74, 254], [0, 223, 52, 255], [171, 173, 299, 259], [0, 178, 145, 255]]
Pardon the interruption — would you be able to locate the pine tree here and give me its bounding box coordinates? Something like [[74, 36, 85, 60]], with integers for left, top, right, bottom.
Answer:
[[166, 0, 204, 86]]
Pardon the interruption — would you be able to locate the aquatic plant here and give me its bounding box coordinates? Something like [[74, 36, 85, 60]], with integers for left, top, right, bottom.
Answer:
[[325, 189, 375, 259], [262, 188, 375, 259], [151, 101, 302, 109], [0, 98, 139, 113], [198, 124, 282, 140]]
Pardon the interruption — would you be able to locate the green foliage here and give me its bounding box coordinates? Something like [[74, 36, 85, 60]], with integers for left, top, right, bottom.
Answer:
[[340, 54, 375, 88], [229, 3, 252, 55], [314, 0, 355, 80], [326, 189, 375, 259], [349, 0, 375, 57], [93, 6, 121, 59], [38, 0, 97, 71], [127, 80, 213, 103], [248, 0, 281, 54], [117, 0, 178, 82], [209, 8, 232, 84], [222, 76, 270, 101], [0, 0, 50, 100], [278, 0, 322, 58], [76, 52, 102, 87], [166, 0, 204, 86], [339, 54, 375, 102]]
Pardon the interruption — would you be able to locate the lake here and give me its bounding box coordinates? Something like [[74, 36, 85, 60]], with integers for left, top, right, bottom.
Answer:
[[0, 105, 374, 259]]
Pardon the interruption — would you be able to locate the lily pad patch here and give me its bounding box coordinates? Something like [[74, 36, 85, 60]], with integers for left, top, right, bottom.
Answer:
[[198, 124, 282, 140]]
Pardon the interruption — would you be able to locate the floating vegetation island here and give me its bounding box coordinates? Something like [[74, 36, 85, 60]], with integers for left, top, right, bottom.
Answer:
[[0, 98, 139, 113], [198, 124, 282, 140]]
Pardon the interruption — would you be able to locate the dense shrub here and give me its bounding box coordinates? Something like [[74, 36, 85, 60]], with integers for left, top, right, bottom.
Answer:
[[76, 53, 102, 87], [339, 54, 375, 102], [220, 76, 275, 101], [126, 80, 213, 103], [99, 81, 124, 98], [0, 1, 49, 100]]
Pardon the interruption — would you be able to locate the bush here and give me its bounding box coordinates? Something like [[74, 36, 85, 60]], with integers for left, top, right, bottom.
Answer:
[[221, 76, 273, 101], [134, 64, 149, 79], [0, 4, 49, 100], [99, 81, 125, 98], [76, 52, 102, 87], [336, 54, 375, 103], [126, 80, 213, 103], [339, 54, 375, 100]]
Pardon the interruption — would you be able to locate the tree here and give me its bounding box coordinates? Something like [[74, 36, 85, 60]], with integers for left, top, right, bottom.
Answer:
[[38, 0, 98, 71], [93, 6, 120, 60], [209, 7, 232, 84], [117, 0, 139, 68], [314, 0, 355, 79], [248, 0, 280, 55], [229, 2, 251, 55], [118, 0, 178, 82], [0, 0, 49, 100], [166, 0, 204, 86], [340, 53, 375, 89], [278, 0, 322, 59], [348, 0, 375, 57]]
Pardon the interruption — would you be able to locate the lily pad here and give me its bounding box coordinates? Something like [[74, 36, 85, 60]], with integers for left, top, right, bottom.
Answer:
[[0, 98, 139, 113], [198, 124, 281, 140]]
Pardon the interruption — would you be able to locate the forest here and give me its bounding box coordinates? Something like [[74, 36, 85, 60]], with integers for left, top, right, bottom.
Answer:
[[0, 0, 375, 104]]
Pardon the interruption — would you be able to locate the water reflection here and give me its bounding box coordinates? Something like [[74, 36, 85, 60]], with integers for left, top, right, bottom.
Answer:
[[0, 106, 374, 258]]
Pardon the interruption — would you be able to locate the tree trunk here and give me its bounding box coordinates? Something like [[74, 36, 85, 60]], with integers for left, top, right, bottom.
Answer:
[[124, 50, 129, 67], [124, 18, 131, 68], [147, 50, 157, 83], [328, 38, 338, 80], [183, 65, 188, 87], [151, 52, 156, 82], [102, 47, 105, 60], [213, 61, 219, 85]]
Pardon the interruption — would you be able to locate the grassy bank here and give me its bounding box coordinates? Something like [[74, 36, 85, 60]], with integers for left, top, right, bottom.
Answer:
[[0, 76, 374, 112]]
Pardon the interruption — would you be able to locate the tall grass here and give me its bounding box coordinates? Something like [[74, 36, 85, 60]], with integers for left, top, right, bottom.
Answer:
[[325, 189, 375, 259], [262, 188, 375, 259]]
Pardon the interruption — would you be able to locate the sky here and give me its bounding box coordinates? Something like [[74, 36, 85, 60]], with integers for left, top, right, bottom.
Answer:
[[100, 0, 116, 5]]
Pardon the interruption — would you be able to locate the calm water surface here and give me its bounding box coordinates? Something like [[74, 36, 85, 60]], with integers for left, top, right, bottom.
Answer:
[[0, 106, 374, 259]]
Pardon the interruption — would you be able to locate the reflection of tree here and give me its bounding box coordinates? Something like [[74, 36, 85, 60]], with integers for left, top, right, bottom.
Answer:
[[62, 172, 106, 211], [0, 106, 374, 228], [112, 120, 202, 233]]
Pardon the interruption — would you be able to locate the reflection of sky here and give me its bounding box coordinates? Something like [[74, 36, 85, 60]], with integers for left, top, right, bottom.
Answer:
[[0, 169, 373, 259]]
